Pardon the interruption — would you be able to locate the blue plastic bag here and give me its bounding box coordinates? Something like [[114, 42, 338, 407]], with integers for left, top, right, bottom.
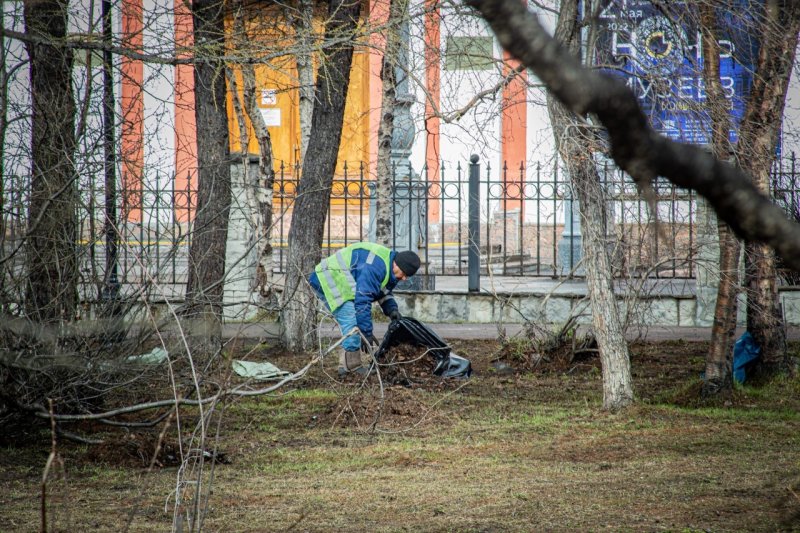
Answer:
[[733, 332, 761, 383]]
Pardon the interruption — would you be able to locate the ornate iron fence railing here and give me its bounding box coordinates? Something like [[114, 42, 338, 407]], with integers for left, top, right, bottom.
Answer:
[[1, 152, 797, 301]]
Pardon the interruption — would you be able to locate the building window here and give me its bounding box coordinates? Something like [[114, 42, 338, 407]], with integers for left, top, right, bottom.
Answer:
[[444, 36, 494, 71]]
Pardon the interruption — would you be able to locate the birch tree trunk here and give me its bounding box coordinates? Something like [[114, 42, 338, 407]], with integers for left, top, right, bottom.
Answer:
[[547, 0, 632, 410], [281, 0, 362, 352], [241, 66, 277, 300], [231, 2, 276, 300], [374, 0, 407, 246], [293, 0, 315, 167]]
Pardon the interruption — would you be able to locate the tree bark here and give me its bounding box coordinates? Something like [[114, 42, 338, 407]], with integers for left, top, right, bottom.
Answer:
[[293, 0, 315, 167], [465, 0, 800, 274], [231, 1, 277, 301], [186, 0, 233, 347], [0, 5, 7, 312], [280, 0, 362, 352], [700, 2, 739, 397], [23, 0, 78, 324], [547, 0, 633, 411], [374, 0, 407, 246], [739, 1, 800, 377]]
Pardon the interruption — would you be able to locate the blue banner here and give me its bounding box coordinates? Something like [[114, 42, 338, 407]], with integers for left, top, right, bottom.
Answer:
[[593, 0, 760, 145]]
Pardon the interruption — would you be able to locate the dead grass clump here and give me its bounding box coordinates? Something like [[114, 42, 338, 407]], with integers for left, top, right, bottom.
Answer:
[[315, 345, 468, 431], [82, 431, 231, 469], [492, 330, 600, 374], [317, 385, 452, 431], [83, 432, 184, 468], [655, 379, 788, 411], [660, 379, 709, 408]]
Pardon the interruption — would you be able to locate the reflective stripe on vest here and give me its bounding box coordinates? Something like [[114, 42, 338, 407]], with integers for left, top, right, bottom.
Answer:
[[315, 243, 392, 312]]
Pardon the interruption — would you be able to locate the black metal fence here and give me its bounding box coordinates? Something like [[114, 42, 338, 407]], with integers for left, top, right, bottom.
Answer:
[[271, 156, 702, 280], [2, 152, 799, 297]]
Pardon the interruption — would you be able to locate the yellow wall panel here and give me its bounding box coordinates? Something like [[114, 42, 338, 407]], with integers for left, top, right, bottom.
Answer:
[[336, 47, 370, 176], [227, 59, 300, 169], [226, 4, 373, 217]]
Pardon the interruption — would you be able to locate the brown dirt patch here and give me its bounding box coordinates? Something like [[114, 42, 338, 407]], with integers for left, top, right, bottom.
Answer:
[[81, 431, 231, 469], [314, 344, 469, 431], [82, 432, 184, 468], [315, 385, 460, 432]]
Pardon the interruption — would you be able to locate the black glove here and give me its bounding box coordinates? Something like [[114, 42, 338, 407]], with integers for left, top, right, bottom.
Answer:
[[389, 309, 402, 321], [361, 334, 379, 352]]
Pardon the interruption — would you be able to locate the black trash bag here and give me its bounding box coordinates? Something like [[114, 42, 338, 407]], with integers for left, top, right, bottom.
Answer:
[[374, 317, 472, 378]]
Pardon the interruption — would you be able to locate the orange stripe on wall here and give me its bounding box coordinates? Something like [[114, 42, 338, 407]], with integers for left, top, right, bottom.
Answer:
[[174, 0, 196, 223], [424, 0, 441, 224], [501, 52, 527, 215], [121, 0, 143, 223]]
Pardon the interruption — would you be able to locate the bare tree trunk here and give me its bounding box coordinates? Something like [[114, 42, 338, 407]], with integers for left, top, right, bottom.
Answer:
[[575, 155, 633, 410], [231, 2, 277, 300], [242, 68, 277, 298], [745, 237, 786, 372], [374, 0, 407, 246], [700, 2, 739, 396], [293, 0, 315, 167], [226, 65, 255, 303], [707, 223, 740, 386], [186, 0, 232, 348], [23, 0, 78, 324], [739, 1, 800, 377], [280, 0, 362, 352], [0, 5, 7, 311], [547, 0, 632, 410]]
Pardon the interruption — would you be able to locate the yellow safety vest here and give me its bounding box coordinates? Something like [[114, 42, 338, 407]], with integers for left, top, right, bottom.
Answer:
[[315, 242, 392, 312]]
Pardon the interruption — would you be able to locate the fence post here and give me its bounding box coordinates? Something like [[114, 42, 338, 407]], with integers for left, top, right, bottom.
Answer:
[[468, 154, 480, 292]]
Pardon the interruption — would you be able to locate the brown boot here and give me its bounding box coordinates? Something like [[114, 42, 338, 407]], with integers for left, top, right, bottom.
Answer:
[[338, 350, 365, 376]]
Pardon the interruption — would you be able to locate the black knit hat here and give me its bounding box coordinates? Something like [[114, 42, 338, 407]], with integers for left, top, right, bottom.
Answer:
[[395, 250, 421, 277]]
